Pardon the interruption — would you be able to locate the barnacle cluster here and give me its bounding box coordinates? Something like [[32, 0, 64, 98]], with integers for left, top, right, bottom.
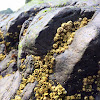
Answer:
[[12, 95, 21, 100], [0, 30, 6, 61], [82, 70, 100, 97], [0, 29, 4, 40], [13, 17, 90, 100], [64, 69, 100, 100], [52, 17, 89, 54], [32, 55, 67, 100]]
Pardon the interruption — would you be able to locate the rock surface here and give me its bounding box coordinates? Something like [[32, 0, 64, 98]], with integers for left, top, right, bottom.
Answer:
[[0, 71, 21, 100], [0, 0, 100, 100]]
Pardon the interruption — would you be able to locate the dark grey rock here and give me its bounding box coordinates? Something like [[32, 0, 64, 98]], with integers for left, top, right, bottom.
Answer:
[[0, 0, 100, 99], [50, 11, 100, 97], [18, 7, 81, 61]]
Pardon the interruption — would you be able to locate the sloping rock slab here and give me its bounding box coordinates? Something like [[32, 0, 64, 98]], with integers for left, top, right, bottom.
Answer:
[[0, 71, 21, 100]]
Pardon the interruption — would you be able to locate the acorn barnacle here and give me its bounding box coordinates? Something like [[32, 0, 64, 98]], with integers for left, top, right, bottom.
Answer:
[[42, 76, 48, 81], [50, 49, 55, 55], [51, 86, 56, 91], [98, 70, 100, 75], [89, 96, 94, 100], [61, 23, 68, 29], [19, 83, 25, 90], [54, 36, 59, 42], [60, 33, 65, 37], [84, 96, 88, 100], [83, 17, 88, 21], [74, 21, 80, 29], [57, 27, 64, 34], [0, 75, 2, 79], [67, 37, 73, 45], [56, 49, 60, 54], [14, 95, 21, 100], [53, 43, 58, 49], [70, 95, 75, 99]]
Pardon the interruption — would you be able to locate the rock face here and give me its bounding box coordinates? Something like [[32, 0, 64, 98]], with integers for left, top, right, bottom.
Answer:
[[21, 81, 37, 100], [0, 49, 17, 76], [0, 0, 100, 100], [0, 71, 21, 100]]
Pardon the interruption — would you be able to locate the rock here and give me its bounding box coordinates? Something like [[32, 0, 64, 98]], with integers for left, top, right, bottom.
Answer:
[[50, 11, 100, 96], [74, 0, 100, 7], [0, 44, 6, 54], [0, 4, 50, 53], [21, 81, 37, 100], [1, 62, 17, 77], [0, 71, 21, 100], [19, 17, 33, 41], [18, 7, 81, 61], [96, 92, 100, 100], [0, 0, 100, 99], [19, 55, 34, 78], [0, 49, 17, 76]]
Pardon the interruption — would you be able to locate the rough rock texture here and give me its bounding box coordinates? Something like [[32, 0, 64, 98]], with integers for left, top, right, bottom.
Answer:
[[50, 18, 99, 85], [0, 49, 17, 76], [21, 81, 37, 100], [0, 71, 21, 100], [20, 55, 34, 78], [0, 0, 100, 100]]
